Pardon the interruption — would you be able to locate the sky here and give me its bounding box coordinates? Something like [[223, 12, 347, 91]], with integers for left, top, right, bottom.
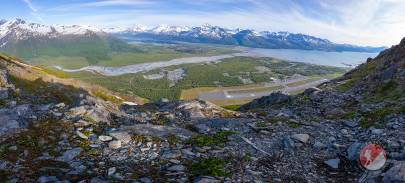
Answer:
[[1, 0, 404, 47]]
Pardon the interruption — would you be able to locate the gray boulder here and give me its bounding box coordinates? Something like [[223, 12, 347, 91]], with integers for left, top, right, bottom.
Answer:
[[383, 161, 405, 183], [291, 134, 310, 143], [240, 92, 290, 110], [109, 131, 131, 144], [0, 88, 8, 100], [167, 165, 186, 172], [303, 87, 322, 95], [324, 158, 340, 169], [282, 137, 295, 151], [347, 142, 364, 161], [57, 148, 82, 162], [161, 150, 182, 159]]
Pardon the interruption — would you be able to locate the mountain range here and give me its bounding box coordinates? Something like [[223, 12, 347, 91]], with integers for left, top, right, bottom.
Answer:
[[0, 19, 384, 60], [106, 23, 385, 52], [0, 19, 134, 63]]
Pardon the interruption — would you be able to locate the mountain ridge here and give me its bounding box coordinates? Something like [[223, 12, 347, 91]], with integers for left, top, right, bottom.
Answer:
[[0, 19, 135, 63], [0, 19, 385, 54], [108, 23, 386, 53]]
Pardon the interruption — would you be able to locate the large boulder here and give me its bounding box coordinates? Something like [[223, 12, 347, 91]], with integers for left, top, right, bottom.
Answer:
[[56, 147, 82, 162], [0, 88, 8, 100], [240, 92, 291, 111], [347, 142, 364, 161], [383, 161, 405, 183]]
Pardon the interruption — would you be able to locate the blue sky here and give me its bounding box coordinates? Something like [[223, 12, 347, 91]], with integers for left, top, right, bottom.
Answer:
[[1, 0, 404, 46]]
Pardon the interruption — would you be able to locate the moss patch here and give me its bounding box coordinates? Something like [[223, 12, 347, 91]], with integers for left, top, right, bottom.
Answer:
[[188, 131, 236, 147], [338, 79, 355, 92], [222, 105, 241, 111], [359, 106, 403, 128], [191, 157, 229, 177]]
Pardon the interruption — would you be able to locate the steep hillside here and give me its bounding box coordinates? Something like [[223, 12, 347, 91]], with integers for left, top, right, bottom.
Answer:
[[240, 38, 405, 182], [332, 38, 405, 101], [0, 53, 145, 105]]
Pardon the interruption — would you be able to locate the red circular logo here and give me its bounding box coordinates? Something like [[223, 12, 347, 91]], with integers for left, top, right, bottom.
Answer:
[[359, 144, 387, 170]]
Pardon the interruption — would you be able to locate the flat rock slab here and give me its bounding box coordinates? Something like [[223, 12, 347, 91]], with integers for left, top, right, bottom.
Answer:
[[109, 131, 131, 144], [57, 148, 82, 162], [122, 124, 196, 140], [324, 158, 340, 169], [292, 134, 310, 143]]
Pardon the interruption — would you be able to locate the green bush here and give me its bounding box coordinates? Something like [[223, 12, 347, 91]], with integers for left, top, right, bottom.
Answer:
[[191, 157, 229, 177]]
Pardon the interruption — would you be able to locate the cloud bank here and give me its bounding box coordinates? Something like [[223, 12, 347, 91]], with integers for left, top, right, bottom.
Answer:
[[21, 0, 405, 46]]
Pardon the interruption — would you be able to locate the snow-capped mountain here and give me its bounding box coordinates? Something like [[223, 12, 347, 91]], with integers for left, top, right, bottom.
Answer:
[[103, 24, 148, 34], [0, 19, 131, 62], [0, 18, 104, 45], [0, 19, 385, 54], [110, 23, 384, 52]]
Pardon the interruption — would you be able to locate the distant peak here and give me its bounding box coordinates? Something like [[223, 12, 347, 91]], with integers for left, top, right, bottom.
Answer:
[[0, 19, 6, 25], [400, 37, 405, 47], [13, 18, 26, 24], [202, 23, 212, 27]]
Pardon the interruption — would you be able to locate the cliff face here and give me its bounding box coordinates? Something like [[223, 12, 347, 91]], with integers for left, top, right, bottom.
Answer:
[[0, 39, 404, 182]]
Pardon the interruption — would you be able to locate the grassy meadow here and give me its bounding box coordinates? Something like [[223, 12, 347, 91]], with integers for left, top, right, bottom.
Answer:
[[50, 56, 347, 103]]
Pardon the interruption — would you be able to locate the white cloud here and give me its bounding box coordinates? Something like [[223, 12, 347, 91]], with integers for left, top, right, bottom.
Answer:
[[44, 0, 405, 46], [253, 0, 404, 46], [50, 0, 154, 11], [23, 0, 38, 12], [78, 0, 154, 7], [22, 0, 44, 23]]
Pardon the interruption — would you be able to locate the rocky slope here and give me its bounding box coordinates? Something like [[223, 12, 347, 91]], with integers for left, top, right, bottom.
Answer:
[[240, 38, 405, 182], [0, 38, 403, 183]]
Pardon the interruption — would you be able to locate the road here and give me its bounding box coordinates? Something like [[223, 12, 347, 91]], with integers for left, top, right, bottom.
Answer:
[[198, 78, 329, 101]]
